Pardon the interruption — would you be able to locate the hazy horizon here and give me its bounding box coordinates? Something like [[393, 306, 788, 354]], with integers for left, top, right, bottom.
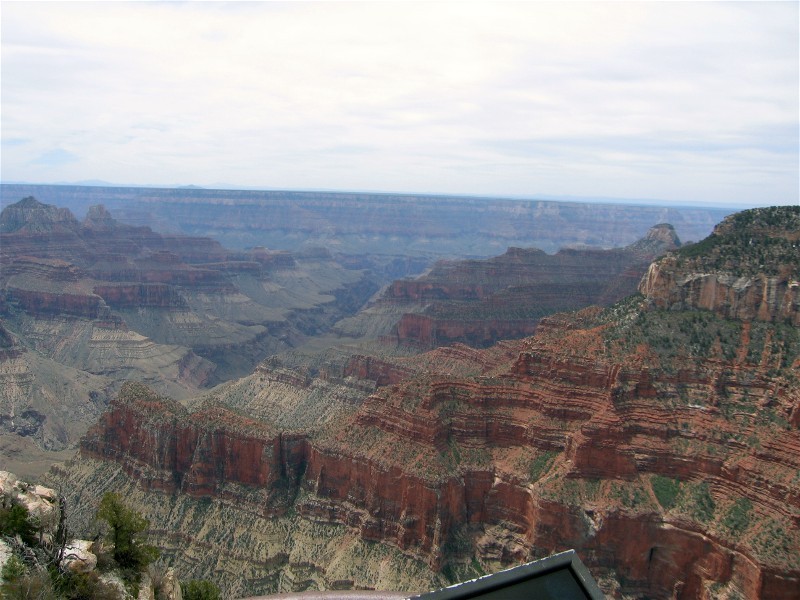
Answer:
[[0, 180, 751, 212]]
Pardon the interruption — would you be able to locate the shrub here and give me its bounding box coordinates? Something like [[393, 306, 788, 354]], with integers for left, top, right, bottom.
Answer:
[[722, 497, 753, 535], [181, 579, 222, 600], [50, 568, 122, 600], [691, 482, 716, 523], [96, 493, 160, 579], [1, 555, 27, 583], [651, 476, 681, 510], [529, 451, 557, 481], [1, 569, 56, 600], [0, 504, 38, 545]]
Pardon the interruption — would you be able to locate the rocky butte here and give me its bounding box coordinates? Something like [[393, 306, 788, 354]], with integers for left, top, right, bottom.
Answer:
[[378, 224, 681, 348], [43, 205, 799, 599]]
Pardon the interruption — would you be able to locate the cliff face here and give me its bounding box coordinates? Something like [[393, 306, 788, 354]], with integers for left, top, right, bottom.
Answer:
[[640, 207, 800, 325], [48, 207, 800, 598], [640, 260, 799, 325], [74, 302, 800, 597], [382, 224, 680, 348], [0, 196, 80, 233]]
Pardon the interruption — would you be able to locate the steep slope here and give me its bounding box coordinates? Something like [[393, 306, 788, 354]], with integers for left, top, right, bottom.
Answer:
[[0, 322, 113, 479], [45, 206, 799, 599]]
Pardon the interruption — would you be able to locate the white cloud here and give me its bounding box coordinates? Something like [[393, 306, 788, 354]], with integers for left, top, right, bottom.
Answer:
[[1, 1, 797, 206]]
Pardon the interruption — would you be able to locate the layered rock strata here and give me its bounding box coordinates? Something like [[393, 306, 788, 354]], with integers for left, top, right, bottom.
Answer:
[[377, 224, 681, 347], [0, 197, 380, 473], [0, 183, 730, 256], [47, 207, 800, 598]]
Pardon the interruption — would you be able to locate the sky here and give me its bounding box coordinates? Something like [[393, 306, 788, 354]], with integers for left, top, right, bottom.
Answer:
[[1, 1, 798, 208]]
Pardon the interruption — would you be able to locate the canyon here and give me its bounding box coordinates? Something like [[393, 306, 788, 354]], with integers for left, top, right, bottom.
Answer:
[[42, 206, 800, 599], [0, 194, 688, 478], [372, 223, 680, 347], [0, 197, 381, 474]]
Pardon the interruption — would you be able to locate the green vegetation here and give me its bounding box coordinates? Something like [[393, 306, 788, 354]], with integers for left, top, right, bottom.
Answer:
[[651, 476, 681, 510], [180, 579, 222, 600], [603, 306, 800, 387], [97, 492, 160, 580], [675, 206, 800, 278], [0, 487, 215, 599], [721, 497, 753, 535], [1, 555, 27, 584], [50, 569, 122, 600], [605, 309, 744, 367], [529, 451, 558, 481], [751, 517, 800, 569], [611, 482, 652, 510], [690, 482, 716, 523], [0, 503, 37, 545], [2, 568, 57, 600]]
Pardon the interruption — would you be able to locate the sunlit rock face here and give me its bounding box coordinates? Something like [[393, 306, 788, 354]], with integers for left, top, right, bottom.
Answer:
[[640, 207, 800, 325]]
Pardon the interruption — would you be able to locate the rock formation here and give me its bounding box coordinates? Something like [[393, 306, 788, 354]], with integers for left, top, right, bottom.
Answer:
[[1, 183, 730, 256], [0, 197, 380, 475], [640, 207, 800, 325], [375, 224, 680, 348], [48, 207, 800, 598]]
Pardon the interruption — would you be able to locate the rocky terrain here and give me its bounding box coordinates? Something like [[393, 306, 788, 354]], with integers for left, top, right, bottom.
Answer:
[[0, 193, 692, 480], [43, 206, 800, 599], [0, 197, 381, 476], [346, 224, 681, 348], [1, 470, 187, 599], [0, 184, 730, 256]]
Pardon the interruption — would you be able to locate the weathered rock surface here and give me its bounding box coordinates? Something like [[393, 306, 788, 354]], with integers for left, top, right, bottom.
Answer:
[[640, 209, 800, 326], [39, 207, 800, 599], [0, 470, 59, 532], [61, 539, 97, 574], [366, 224, 681, 348]]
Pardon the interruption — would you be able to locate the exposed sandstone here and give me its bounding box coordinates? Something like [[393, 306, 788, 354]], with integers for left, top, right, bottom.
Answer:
[[641, 207, 800, 325]]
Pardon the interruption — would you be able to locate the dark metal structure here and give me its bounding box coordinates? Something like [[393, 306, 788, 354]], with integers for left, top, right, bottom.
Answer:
[[410, 550, 605, 600]]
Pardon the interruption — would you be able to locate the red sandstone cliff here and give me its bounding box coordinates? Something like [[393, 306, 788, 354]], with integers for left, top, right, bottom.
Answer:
[[640, 207, 799, 326], [382, 224, 680, 348]]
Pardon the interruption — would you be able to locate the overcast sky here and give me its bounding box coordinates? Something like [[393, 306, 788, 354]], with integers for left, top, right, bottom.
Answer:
[[2, 1, 797, 207]]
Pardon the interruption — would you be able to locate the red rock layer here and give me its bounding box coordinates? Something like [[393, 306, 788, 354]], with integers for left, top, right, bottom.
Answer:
[[394, 314, 538, 348], [381, 229, 679, 348], [82, 319, 800, 597], [92, 284, 188, 309]]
